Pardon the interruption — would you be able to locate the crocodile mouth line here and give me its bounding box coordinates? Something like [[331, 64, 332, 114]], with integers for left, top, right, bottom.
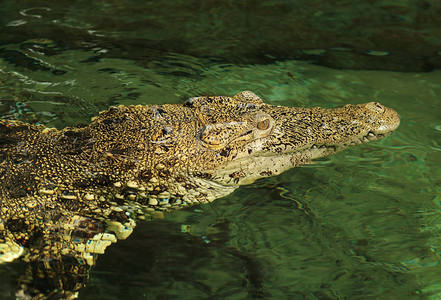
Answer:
[[307, 130, 391, 153]]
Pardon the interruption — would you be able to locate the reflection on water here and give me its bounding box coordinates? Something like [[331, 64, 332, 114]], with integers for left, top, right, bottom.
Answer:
[[1, 1, 441, 299], [2, 0, 441, 71]]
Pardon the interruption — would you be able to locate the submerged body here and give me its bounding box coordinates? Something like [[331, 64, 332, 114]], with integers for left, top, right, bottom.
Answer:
[[0, 91, 399, 298]]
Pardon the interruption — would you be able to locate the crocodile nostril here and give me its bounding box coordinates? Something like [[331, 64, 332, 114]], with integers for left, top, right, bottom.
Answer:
[[374, 102, 384, 110], [367, 102, 385, 113]]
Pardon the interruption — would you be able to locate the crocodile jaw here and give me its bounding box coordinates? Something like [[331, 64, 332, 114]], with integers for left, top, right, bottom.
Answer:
[[211, 131, 392, 186], [211, 148, 327, 186]]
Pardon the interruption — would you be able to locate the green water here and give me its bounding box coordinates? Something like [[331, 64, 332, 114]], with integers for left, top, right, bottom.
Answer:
[[1, 1, 441, 299]]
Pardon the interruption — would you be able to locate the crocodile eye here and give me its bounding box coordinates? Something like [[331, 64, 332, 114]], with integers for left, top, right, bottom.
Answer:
[[257, 119, 270, 130]]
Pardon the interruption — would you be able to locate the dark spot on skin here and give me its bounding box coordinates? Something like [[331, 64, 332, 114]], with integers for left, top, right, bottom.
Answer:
[[93, 174, 112, 186], [237, 103, 256, 111], [60, 131, 94, 155], [108, 146, 128, 155], [5, 218, 28, 232], [11, 150, 30, 164], [136, 198, 149, 206], [9, 189, 27, 198], [183, 98, 195, 107], [102, 119, 117, 125], [175, 175, 186, 183], [74, 180, 91, 188], [61, 190, 75, 196], [108, 107, 118, 113], [0, 122, 32, 147], [5, 168, 35, 198], [200, 105, 215, 115], [219, 146, 231, 157], [43, 184, 57, 190], [148, 185, 168, 196], [64, 130, 81, 138], [195, 172, 212, 179], [121, 188, 137, 200], [0, 137, 19, 147], [205, 97, 215, 103], [113, 195, 125, 205], [241, 130, 253, 137], [184, 96, 219, 109], [27, 229, 44, 248], [259, 170, 273, 176], [74, 174, 112, 188], [158, 168, 171, 178], [248, 149, 252, 155], [152, 106, 166, 119], [160, 145, 170, 152], [108, 211, 129, 223], [139, 169, 153, 181], [182, 183, 194, 190], [229, 171, 245, 184], [71, 218, 104, 239], [162, 126, 173, 135]]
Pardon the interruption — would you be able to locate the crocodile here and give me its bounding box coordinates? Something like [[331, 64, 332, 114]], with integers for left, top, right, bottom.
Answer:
[[0, 91, 400, 299]]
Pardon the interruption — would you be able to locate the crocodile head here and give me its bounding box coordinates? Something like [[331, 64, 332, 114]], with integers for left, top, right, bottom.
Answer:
[[187, 91, 400, 186]]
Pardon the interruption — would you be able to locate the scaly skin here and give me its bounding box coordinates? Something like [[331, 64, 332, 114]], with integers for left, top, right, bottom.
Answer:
[[0, 91, 399, 299]]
